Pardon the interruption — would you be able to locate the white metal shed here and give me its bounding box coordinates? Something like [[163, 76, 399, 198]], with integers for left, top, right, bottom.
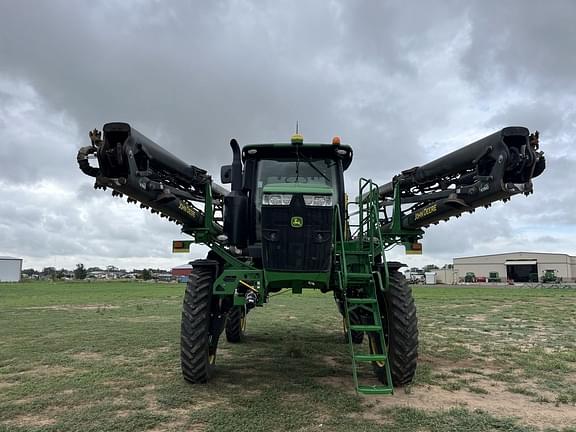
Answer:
[[0, 256, 23, 282]]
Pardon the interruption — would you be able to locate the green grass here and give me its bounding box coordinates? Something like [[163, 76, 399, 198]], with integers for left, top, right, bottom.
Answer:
[[0, 282, 575, 431]]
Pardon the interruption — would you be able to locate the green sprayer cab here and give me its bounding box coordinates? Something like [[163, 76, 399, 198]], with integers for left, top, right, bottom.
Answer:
[[77, 123, 546, 394], [222, 136, 350, 293]]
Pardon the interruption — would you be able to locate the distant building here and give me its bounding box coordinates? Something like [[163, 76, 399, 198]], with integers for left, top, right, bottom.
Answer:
[[424, 272, 437, 285], [0, 256, 23, 282], [156, 272, 174, 282], [454, 252, 576, 283], [172, 264, 193, 283], [172, 264, 193, 277], [435, 268, 457, 284]]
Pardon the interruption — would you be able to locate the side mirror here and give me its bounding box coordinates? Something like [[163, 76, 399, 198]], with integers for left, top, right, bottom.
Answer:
[[220, 165, 232, 184]]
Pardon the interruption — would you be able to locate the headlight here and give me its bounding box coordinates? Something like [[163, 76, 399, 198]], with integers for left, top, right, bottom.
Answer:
[[262, 193, 293, 206], [303, 195, 333, 207]]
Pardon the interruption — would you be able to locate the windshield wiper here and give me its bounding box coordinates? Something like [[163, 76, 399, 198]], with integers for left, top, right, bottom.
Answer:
[[304, 159, 330, 182]]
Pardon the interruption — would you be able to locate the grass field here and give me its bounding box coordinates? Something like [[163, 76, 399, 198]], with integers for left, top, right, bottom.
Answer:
[[0, 282, 575, 432]]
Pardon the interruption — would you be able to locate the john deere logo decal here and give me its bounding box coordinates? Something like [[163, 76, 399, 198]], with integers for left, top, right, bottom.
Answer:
[[291, 216, 303, 228]]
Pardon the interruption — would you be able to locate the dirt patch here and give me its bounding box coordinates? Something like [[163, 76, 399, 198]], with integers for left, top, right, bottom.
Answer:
[[443, 326, 491, 334], [102, 379, 134, 387], [241, 388, 263, 397], [316, 375, 352, 389], [142, 346, 171, 357], [188, 400, 222, 411], [142, 370, 178, 380], [11, 397, 36, 405], [323, 356, 343, 368], [418, 355, 489, 371], [320, 374, 575, 430], [148, 420, 203, 432], [143, 384, 160, 411], [13, 364, 77, 377], [115, 409, 136, 418], [2, 414, 57, 427], [118, 316, 169, 323], [70, 351, 104, 361], [426, 332, 448, 339], [565, 373, 576, 385], [502, 317, 528, 323], [136, 385, 211, 431], [367, 384, 576, 430], [23, 304, 119, 311], [464, 343, 484, 353], [110, 354, 131, 365], [112, 396, 132, 406], [216, 347, 232, 360], [0, 382, 17, 390]]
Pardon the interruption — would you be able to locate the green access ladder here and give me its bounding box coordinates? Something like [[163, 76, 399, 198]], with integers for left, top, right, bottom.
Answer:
[[341, 256, 393, 395], [335, 177, 394, 395]]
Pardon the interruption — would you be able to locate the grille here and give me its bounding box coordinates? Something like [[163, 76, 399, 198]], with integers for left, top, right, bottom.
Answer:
[[261, 195, 333, 272]]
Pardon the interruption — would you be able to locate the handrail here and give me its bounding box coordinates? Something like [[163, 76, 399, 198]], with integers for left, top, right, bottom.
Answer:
[[357, 178, 388, 289], [333, 204, 348, 288]]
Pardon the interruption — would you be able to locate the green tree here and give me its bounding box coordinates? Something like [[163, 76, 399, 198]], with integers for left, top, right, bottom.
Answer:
[[74, 263, 88, 280], [21, 268, 36, 277], [141, 269, 152, 280], [42, 267, 56, 280], [87, 266, 102, 272]]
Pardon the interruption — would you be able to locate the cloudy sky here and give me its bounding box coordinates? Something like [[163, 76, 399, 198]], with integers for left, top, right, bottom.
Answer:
[[0, 0, 575, 271]]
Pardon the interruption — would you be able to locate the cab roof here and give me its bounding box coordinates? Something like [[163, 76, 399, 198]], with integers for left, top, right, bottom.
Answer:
[[241, 143, 354, 171]]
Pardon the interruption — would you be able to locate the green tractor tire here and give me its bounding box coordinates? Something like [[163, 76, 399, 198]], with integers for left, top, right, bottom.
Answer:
[[225, 305, 247, 343], [372, 270, 418, 386], [180, 266, 219, 383]]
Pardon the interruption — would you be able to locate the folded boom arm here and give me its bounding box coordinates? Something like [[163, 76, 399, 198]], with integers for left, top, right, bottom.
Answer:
[[373, 127, 545, 233], [77, 122, 225, 237]]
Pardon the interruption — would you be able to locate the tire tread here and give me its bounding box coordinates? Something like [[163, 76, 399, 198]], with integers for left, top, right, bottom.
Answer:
[[180, 268, 214, 384]]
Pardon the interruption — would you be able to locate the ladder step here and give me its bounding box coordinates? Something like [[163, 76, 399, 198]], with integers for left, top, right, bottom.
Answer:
[[350, 324, 381, 332], [347, 298, 377, 305], [357, 385, 393, 395], [354, 354, 387, 362]]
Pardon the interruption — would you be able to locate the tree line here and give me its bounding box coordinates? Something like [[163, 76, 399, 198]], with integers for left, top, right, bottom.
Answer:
[[21, 264, 167, 281]]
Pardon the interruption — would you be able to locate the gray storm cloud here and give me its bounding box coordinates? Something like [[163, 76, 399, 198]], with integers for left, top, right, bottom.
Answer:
[[0, 0, 574, 269]]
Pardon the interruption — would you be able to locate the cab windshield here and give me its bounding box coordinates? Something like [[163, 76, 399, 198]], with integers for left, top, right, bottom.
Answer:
[[255, 158, 338, 208]]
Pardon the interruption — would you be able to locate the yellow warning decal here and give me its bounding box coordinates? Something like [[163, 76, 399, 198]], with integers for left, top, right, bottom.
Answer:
[[405, 242, 423, 255], [172, 240, 192, 253]]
